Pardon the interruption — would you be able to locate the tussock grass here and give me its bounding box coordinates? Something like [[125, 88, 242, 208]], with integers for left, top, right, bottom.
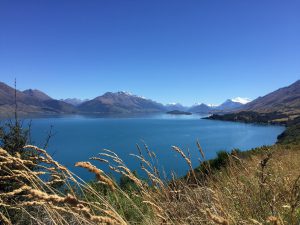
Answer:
[[0, 142, 300, 224]]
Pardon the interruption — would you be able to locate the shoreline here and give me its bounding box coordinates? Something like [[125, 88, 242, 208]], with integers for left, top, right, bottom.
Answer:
[[205, 111, 300, 144]]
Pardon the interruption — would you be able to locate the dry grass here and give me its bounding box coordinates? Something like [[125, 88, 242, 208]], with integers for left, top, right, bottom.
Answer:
[[0, 143, 300, 224]]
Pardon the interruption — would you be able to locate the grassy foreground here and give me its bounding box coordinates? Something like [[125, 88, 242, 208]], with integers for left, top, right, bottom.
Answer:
[[0, 138, 300, 224]]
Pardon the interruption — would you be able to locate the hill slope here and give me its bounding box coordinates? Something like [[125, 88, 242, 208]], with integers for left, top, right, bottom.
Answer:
[[241, 80, 300, 115]]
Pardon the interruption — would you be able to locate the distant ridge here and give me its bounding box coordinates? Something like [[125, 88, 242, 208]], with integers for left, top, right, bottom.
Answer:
[[215, 99, 243, 111], [0, 82, 76, 117], [189, 103, 213, 113]]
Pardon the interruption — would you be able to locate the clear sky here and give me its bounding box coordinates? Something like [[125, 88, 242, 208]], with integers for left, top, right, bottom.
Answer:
[[0, 0, 299, 106]]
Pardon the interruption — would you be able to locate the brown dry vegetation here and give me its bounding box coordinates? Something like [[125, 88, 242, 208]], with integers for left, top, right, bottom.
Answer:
[[0, 142, 300, 224]]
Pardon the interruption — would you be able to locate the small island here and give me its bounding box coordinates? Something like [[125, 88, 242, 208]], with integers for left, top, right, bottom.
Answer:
[[166, 110, 192, 115]]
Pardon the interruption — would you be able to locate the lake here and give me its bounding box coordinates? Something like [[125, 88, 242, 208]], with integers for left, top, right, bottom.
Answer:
[[28, 114, 285, 180]]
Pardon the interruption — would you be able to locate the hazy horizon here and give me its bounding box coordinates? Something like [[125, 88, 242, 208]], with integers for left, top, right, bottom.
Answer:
[[1, 0, 299, 105]]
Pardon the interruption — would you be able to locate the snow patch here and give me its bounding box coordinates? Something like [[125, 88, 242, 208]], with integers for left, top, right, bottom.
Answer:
[[207, 104, 218, 107], [231, 97, 251, 104], [167, 103, 181, 105]]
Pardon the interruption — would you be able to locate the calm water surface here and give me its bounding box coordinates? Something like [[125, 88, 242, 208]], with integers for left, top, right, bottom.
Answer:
[[28, 114, 285, 180]]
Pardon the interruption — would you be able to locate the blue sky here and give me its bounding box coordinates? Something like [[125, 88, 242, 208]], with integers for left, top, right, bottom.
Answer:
[[0, 0, 299, 106]]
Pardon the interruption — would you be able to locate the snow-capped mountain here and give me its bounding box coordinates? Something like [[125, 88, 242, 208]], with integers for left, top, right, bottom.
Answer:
[[216, 98, 252, 111], [231, 97, 251, 104], [61, 98, 89, 106], [187, 97, 252, 113]]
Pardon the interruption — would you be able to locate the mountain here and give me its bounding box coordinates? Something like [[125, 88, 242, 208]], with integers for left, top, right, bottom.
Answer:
[[0, 82, 41, 106], [241, 80, 300, 115], [23, 89, 52, 101], [0, 82, 76, 117], [188, 103, 213, 113], [61, 98, 89, 106], [78, 91, 166, 114], [216, 99, 243, 111], [165, 103, 188, 111]]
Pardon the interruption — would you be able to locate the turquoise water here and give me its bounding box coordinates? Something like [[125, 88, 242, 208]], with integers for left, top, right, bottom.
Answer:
[[28, 114, 285, 180]]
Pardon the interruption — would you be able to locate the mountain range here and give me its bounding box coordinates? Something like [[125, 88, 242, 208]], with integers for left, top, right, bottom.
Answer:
[[0, 80, 299, 117], [0, 82, 76, 117]]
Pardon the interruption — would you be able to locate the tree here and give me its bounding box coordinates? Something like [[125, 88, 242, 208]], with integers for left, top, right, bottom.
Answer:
[[0, 79, 32, 158]]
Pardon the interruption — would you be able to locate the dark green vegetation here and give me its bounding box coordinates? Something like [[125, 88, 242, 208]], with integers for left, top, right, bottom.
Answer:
[[0, 120, 39, 223], [166, 110, 192, 115], [207, 111, 288, 125], [195, 145, 276, 179], [277, 116, 300, 145], [84, 179, 153, 223]]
